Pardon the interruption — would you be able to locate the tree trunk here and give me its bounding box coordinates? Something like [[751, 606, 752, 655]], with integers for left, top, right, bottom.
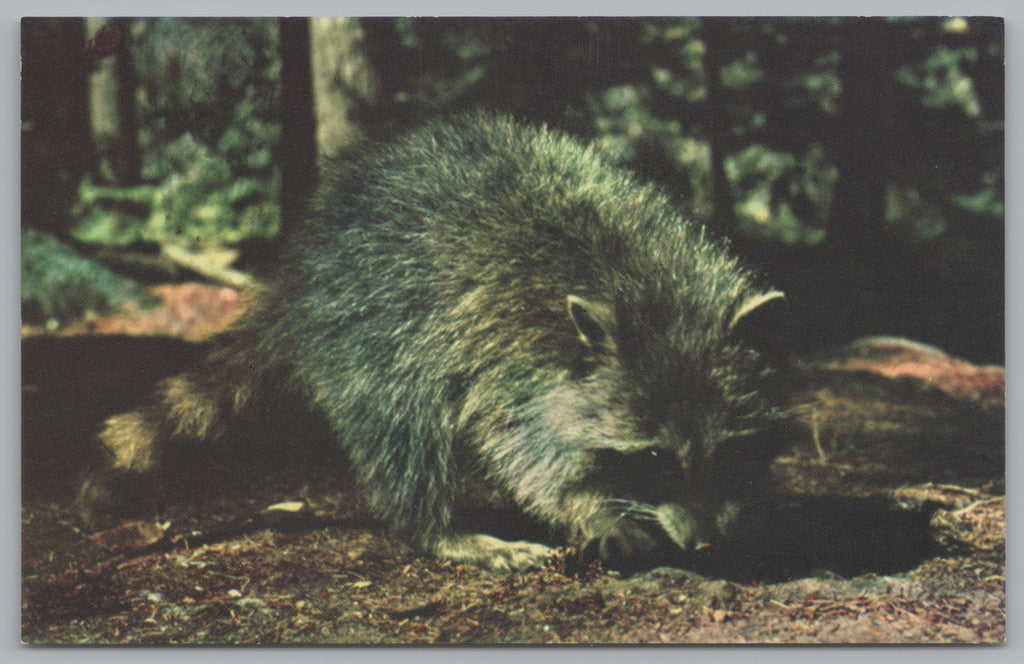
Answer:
[[702, 18, 734, 237], [309, 18, 380, 162], [84, 18, 119, 183], [111, 19, 141, 185], [83, 19, 141, 186], [828, 18, 894, 257], [21, 18, 93, 236], [278, 17, 317, 237]]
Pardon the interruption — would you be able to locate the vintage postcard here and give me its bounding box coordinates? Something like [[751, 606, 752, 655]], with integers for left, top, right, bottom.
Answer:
[[21, 16, 1005, 644]]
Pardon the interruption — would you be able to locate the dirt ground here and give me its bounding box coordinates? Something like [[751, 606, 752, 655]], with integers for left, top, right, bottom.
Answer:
[[21, 284, 1005, 644]]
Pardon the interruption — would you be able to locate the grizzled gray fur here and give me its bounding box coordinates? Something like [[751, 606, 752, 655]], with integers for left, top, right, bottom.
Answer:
[[80, 113, 790, 571]]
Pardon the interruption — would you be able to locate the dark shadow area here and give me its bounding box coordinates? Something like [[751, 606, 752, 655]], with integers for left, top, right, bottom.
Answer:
[[458, 495, 943, 584], [732, 238, 1004, 366], [455, 506, 563, 548], [681, 495, 944, 583], [22, 333, 346, 506], [22, 334, 203, 500]]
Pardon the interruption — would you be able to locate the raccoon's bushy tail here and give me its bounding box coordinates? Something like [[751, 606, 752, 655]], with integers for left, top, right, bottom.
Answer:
[[100, 338, 262, 472], [76, 325, 287, 527]]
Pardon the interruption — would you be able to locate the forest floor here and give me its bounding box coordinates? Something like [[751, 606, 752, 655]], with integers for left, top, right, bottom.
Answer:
[[21, 283, 1005, 644]]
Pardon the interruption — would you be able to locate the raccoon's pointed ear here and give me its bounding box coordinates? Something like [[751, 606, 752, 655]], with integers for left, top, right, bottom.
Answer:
[[567, 295, 616, 350], [728, 290, 787, 352]]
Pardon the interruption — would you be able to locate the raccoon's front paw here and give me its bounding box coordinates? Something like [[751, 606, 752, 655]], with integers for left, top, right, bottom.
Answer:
[[580, 515, 659, 570], [433, 533, 555, 573]]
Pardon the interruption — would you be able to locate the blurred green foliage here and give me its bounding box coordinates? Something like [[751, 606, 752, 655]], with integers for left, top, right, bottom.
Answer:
[[364, 17, 1002, 251], [22, 16, 1002, 361], [72, 18, 282, 248], [74, 133, 281, 246], [21, 227, 155, 324], [68, 17, 1002, 256]]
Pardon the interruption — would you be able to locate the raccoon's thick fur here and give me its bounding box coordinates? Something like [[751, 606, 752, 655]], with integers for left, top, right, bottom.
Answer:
[[79, 113, 790, 571]]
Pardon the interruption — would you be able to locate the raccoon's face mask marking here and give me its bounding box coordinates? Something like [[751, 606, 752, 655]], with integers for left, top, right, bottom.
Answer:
[[585, 396, 784, 555], [584, 445, 747, 557], [590, 446, 686, 504]]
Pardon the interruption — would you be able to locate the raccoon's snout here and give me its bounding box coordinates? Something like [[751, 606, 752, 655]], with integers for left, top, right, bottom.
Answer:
[[654, 500, 742, 552], [579, 499, 739, 570]]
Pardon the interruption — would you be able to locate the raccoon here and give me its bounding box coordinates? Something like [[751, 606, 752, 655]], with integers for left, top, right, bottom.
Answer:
[[78, 113, 790, 572]]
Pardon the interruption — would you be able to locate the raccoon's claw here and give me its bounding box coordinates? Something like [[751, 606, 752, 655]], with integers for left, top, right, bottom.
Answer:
[[433, 533, 555, 573], [580, 517, 659, 570]]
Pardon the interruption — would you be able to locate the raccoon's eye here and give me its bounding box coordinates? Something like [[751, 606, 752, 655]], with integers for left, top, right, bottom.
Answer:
[[592, 446, 680, 478], [629, 446, 681, 477]]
